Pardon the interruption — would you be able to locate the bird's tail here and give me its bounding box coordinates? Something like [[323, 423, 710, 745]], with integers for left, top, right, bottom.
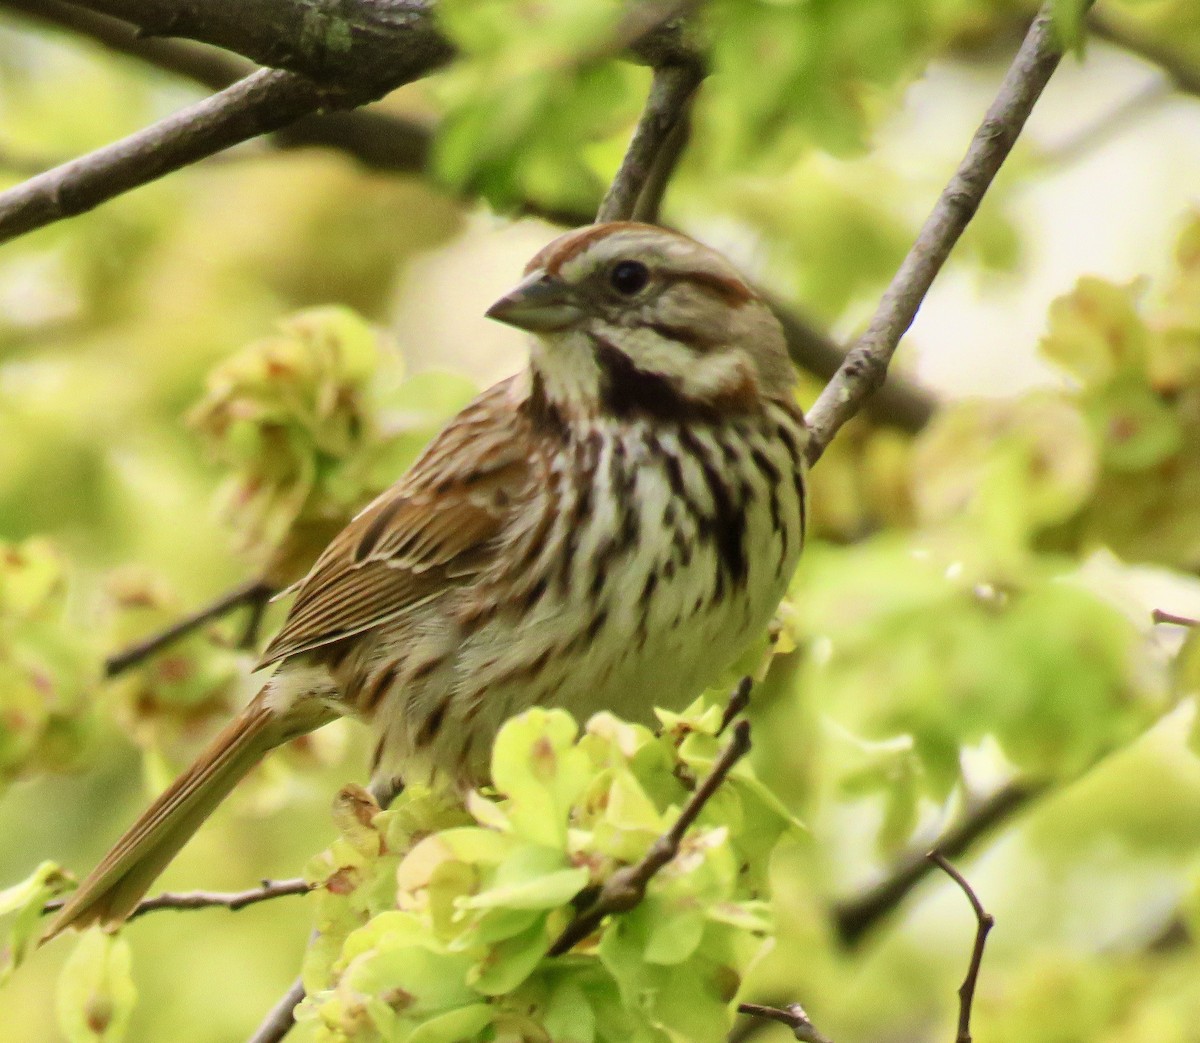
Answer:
[[44, 692, 306, 941]]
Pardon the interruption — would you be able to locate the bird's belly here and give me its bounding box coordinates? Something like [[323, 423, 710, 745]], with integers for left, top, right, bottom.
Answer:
[[447, 494, 797, 777], [366, 418, 805, 789]]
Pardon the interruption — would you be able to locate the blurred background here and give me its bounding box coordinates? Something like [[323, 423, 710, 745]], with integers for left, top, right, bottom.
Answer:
[[2, 1, 1200, 1040]]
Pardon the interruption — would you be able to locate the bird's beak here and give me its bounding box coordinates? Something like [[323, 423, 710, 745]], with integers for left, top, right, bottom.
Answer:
[[485, 270, 583, 332]]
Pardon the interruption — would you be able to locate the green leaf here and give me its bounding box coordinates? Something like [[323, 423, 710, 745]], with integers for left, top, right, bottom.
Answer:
[[407, 1003, 494, 1043], [1051, 0, 1091, 53], [460, 848, 589, 911], [0, 860, 74, 983], [643, 906, 706, 966], [491, 708, 591, 848], [55, 930, 137, 1043]]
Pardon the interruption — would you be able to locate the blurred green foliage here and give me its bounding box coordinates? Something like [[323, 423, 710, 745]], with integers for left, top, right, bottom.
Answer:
[[2, 1, 1200, 1042]]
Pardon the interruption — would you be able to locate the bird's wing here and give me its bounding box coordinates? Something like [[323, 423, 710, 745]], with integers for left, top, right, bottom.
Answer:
[[256, 377, 531, 667]]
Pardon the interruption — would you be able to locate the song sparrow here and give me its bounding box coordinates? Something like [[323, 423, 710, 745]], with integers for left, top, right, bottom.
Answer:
[[46, 221, 807, 938]]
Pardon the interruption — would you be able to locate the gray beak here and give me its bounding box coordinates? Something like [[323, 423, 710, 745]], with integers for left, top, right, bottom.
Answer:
[[485, 270, 584, 332]]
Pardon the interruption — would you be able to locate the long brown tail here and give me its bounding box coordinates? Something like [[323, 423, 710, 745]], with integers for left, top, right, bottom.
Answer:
[[44, 693, 300, 940]]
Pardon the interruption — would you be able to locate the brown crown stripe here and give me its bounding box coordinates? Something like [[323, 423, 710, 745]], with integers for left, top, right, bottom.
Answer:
[[526, 221, 677, 276]]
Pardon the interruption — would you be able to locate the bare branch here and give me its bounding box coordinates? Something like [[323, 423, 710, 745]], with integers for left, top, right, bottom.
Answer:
[[597, 62, 702, 223], [717, 676, 753, 737], [832, 780, 1039, 947], [104, 579, 273, 677], [247, 977, 306, 1043], [804, 2, 1085, 464], [1153, 608, 1199, 628], [3, 2, 935, 433], [631, 104, 691, 224], [43, 877, 311, 920], [2, 0, 253, 89], [736, 1002, 833, 1043], [549, 718, 752, 956], [928, 852, 995, 1043], [0, 69, 344, 243], [1, 0, 436, 174], [47, 0, 453, 90]]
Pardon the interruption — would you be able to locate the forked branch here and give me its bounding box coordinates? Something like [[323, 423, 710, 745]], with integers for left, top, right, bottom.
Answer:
[[832, 780, 1040, 946], [598, 62, 703, 224], [928, 852, 995, 1043]]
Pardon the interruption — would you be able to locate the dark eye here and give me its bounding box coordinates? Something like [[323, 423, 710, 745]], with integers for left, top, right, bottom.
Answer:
[[609, 260, 650, 295]]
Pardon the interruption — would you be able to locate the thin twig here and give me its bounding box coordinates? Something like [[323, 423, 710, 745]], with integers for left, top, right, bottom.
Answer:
[[247, 977, 307, 1043], [1152, 608, 1199, 628], [832, 780, 1039, 946], [597, 62, 703, 223], [736, 1002, 833, 1043], [42, 877, 311, 919], [804, 1, 1086, 464], [928, 851, 995, 1043], [717, 676, 753, 737], [104, 579, 273, 677], [549, 718, 752, 956]]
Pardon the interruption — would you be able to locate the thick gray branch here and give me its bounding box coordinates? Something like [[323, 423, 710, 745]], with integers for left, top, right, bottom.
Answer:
[[53, 0, 452, 89], [1, 0, 435, 172], [803, 2, 1085, 464]]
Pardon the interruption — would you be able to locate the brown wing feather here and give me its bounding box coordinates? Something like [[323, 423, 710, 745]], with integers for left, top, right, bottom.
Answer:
[[257, 377, 532, 668]]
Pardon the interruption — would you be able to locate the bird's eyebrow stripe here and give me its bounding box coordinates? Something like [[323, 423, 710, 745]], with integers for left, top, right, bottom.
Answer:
[[659, 269, 755, 307], [522, 225, 754, 306]]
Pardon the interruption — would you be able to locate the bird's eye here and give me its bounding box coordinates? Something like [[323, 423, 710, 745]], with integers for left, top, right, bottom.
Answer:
[[609, 260, 650, 295]]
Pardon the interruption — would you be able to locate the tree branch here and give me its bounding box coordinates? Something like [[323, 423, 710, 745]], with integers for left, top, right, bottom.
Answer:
[[597, 62, 702, 223], [104, 579, 273, 677], [549, 717, 753, 956], [3, 1, 936, 434], [1152, 608, 1198, 628], [928, 852, 995, 1043], [804, 2, 1084, 464], [49, 0, 452, 89], [43, 877, 311, 920], [0, 0, 436, 174], [832, 780, 1039, 947], [247, 978, 307, 1043], [0, 69, 350, 243]]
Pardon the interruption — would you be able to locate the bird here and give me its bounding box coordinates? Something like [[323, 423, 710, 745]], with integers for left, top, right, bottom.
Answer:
[[45, 221, 808, 939]]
